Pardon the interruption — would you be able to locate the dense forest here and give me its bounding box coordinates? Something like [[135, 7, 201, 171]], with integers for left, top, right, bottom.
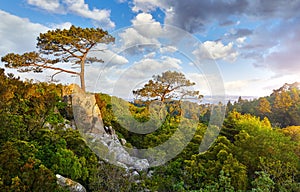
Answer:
[[1, 67, 299, 191]]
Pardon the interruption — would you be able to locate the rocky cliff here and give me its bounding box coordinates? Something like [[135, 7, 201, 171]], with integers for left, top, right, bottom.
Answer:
[[70, 84, 149, 170]]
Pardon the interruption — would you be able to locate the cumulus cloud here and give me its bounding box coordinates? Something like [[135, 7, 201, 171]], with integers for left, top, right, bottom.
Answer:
[[119, 13, 163, 46], [0, 10, 49, 55], [0, 11, 75, 83], [117, 12, 192, 56], [193, 41, 238, 62], [118, 13, 165, 54], [131, 13, 164, 37], [27, 0, 115, 28]]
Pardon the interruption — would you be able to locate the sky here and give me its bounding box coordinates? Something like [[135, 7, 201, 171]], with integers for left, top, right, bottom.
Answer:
[[0, 0, 300, 101]]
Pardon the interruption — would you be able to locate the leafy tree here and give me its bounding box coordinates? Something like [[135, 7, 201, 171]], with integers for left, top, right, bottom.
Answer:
[[1, 25, 115, 91], [133, 71, 202, 102], [280, 126, 300, 142], [273, 90, 293, 112], [229, 82, 300, 127], [257, 97, 271, 116]]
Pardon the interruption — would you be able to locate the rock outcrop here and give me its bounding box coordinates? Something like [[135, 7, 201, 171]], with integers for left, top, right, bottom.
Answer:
[[70, 84, 149, 170], [56, 174, 86, 192], [71, 84, 105, 134]]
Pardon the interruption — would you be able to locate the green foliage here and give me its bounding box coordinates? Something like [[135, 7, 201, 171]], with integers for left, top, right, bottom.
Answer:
[[230, 82, 300, 127], [251, 171, 275, 192], [0, 141, 59, 191], [184, 136, 248, 190], [88, 162, 143, 192], [1, 67, 300, 191], [0, 69, 144, 191], [225, 112, 300, 190]]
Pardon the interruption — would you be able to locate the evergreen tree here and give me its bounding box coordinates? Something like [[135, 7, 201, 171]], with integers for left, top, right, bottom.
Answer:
[[1, 25, 115, 91]]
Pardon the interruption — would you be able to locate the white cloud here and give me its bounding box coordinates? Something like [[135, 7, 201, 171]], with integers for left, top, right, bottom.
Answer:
[[129, 56, 182, 76], [120, 27, 159, 46], [27, 0, 64, 13], [143, 52, 156, 58], [224, 74, 300, 97], [27, 0, 115, 28], [64, 0, 115, 28], [193, 41, 238, 62], [49, 22, 72, 30], [160, 46, 177, 53], [132, 13, 163, 38], [236, 36, 246, 44], [186, 73, 211, 95], [187, 72, 226, 97], [225, 80, 250, 94], [118, 13, 164, 53], [117, 13, 194, 56], [0, 10, 49, 55], [95, 56, 183, 98], [95, 49, 129, 66]]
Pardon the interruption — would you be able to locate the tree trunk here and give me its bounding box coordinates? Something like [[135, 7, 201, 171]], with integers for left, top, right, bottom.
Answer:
[[80, 71, 85, 92], [80, 54, 87, 92]]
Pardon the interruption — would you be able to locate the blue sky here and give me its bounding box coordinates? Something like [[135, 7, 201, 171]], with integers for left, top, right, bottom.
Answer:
[[0, 0, 299, 100]]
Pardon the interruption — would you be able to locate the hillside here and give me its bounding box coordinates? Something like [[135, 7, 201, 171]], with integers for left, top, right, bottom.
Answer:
[[0, 69, 299, 191]]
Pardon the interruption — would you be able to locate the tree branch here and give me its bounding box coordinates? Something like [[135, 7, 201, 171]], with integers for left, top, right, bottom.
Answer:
[[60, 46, 82, 58], [32, 63, 80, 75]]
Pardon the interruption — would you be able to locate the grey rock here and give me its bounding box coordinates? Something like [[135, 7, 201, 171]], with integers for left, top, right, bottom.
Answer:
[[69, 84, 149, 171], [71, 84, 105, 134], [56, 174, 86, 192], [131, 158, 149, 171], [120, 138, 127, 145]]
